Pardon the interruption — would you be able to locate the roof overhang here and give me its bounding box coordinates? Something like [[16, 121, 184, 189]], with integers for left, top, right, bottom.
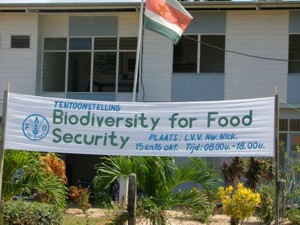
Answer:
[[0, 1, 300, 13]]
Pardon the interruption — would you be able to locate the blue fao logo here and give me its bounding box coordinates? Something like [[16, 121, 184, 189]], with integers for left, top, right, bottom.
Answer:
[[22, 114, 49, 141]]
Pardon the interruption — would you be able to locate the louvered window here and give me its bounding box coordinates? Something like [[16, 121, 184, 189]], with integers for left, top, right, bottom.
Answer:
[[11, 35, 30, 48], [289, 34, 300, 73]]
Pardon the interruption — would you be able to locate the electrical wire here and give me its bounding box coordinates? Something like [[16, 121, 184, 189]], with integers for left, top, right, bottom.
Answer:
[[183, 35, 300, 62], [279, 98, 300, 111], [139, 34, 300, 101]]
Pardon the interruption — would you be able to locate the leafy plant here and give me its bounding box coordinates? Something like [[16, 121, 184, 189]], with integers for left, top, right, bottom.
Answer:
[[284, 179, 300, 225], [94, 156, 220, 225], [40, 153, 68, 185], [221, 157, 245, 188], [68, 186, 91, 213], [254, 147, 300, 225], [136, 197, 167, 225], [2, 150, 67, 208], [2, 150, 37, 200], [222, 157, 274, 190], [286, 206, 300, 225], [255, 183, 275, 225], [103, 201, 128, 225], [218, 182, 261, 225], [245, 157, 274, 190]]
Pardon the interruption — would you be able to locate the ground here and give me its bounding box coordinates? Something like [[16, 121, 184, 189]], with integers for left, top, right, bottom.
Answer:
[[65, 208, 261, 224]]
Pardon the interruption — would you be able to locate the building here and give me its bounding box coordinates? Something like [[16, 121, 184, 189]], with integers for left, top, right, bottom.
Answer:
[[0, 0, 300, 185]]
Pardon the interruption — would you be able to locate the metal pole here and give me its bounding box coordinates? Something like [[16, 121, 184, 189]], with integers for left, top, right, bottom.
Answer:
[[274, 91, 280, 225], [128, 174, 137, 225], [132, 0, 144, 102], [0, 83, 10, 225]]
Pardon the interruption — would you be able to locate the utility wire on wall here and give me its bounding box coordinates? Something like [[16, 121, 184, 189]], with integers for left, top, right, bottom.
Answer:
[[280, 98, 300, 112], [183, 35, 300, 62]]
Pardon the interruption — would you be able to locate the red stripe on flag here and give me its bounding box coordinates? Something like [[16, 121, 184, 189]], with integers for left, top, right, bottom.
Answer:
[[146, 0, 192, 31]]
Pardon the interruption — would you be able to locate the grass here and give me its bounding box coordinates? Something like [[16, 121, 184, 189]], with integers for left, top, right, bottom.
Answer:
[[62, 214, 109, 225]]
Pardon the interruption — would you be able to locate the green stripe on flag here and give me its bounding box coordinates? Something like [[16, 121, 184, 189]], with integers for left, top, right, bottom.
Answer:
[[144, 17, 181, 44]]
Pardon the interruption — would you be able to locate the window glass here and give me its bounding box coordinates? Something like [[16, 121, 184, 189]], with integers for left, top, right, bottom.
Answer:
[[279, 133, 287, 168], [69, 38, 92, 50], [68, 52, 91, 92], [173, 35, 197, 73], [93, 52, 116, 92], [288, 34, 300, 73], [118, 52, 135, 92], [44, 36, 137, 93], [43, 52, 66, 92], [279, 119, 288, 131], [290, 134, 300, 179], [11, 35, 30, 48], [200, 35, 225, 73], [44, 38, 67, 50], [291, 134, 300, 152], [279, 133, 287, 149], [94, 38, 117, 50]]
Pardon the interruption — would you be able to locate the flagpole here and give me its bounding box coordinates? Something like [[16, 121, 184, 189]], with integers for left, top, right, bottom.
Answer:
[[124, 2, 144, 222], [132, 0, 144, 102], [0, 82, 10, 222], [274, 87, 280, 225]]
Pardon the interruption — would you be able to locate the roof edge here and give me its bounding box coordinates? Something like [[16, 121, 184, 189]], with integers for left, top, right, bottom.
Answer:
[[0, 1, 300, 11]]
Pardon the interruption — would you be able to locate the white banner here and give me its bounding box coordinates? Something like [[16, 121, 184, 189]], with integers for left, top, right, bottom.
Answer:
[[4, 93, 275, 157]]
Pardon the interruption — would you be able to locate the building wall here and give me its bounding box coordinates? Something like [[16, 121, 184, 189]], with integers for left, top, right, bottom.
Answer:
[[0, 7, 299, 188], [141, 29, 173, 102], [225, 10, 289, 101], [0, 13, 38, 100], [0, 10, 292, 104], [119, 13, 139, 36]]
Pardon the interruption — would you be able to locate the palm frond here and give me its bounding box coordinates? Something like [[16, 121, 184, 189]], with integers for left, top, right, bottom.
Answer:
[[2, 150, 67, 208], [94, 156, 136, 191], [171, 158, 221, 201], [167, 188, 210, 210]]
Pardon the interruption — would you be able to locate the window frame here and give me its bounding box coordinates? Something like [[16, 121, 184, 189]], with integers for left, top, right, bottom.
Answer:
[[279, 118, 300, 176]]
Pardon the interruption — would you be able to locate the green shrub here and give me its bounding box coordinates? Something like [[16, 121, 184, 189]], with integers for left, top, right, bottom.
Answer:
[[286, 206, 300, 225], [3, 200, 64, 225], [256, 183, 275, 225]]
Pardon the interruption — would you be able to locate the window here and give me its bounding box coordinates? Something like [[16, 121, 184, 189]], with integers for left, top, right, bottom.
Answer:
[[92, 38, 117, 92], [68, 38, 92, 92], [279, 119, 300, 180], [173, 35, 197, 73], [173, 35, 225, 73], [68, 52, 91, 92], [11, 35, 30, 48], [43, 38, 67, 92], [289, 35, 300, 73], [42, 37, 137, 93], [200, 35, 225, 73], [118, 38, 137, 92]]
